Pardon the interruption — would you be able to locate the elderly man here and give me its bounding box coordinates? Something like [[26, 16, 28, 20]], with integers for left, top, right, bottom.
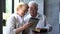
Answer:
[[24, 1, 52, 34]]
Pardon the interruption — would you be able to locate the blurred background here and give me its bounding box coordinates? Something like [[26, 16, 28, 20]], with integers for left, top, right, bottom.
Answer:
[[2, 0, 59, 34]]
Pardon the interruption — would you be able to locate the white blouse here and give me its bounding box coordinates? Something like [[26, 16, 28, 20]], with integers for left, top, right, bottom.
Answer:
[[6, 13, 25, 34]]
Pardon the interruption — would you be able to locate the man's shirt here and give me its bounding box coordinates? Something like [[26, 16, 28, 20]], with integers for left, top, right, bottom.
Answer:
[[24, 13, 51, 34]]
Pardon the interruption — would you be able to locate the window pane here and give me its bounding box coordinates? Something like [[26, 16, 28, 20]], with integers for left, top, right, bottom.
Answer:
[[14, 0, 19, 13], [6, 0, 12, 13]]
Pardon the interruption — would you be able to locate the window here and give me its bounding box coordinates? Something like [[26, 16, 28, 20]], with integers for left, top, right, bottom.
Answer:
[[3, 0, 19, 26], [3, 0, 20, 34]]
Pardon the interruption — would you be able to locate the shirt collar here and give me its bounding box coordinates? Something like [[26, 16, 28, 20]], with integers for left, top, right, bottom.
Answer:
[[29, 13, 39, 18]]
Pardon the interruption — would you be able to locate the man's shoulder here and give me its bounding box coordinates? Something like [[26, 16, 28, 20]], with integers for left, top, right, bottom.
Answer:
[[38, 13, 46, 17], [37, 13, 42, 17], [37, 13, 46, 20]]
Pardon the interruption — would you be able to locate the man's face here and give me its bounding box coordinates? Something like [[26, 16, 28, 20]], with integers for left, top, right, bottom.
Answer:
[[29, 5, 38, 17]]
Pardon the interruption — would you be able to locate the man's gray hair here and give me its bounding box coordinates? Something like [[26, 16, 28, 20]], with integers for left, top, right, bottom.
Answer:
[[28, 1, 38, 7]]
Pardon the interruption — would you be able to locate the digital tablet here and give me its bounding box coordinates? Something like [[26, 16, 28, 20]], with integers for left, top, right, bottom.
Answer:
[[28, 17, 39, 28]]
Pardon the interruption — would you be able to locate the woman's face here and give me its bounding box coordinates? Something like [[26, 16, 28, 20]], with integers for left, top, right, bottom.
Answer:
[[18, 5, 28, 16]]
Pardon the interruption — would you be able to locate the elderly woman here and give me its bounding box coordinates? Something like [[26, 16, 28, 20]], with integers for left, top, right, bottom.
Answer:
[[6, 2, 33, 34]]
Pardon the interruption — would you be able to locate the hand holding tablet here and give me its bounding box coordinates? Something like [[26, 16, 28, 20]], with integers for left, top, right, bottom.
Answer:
[[28, 17, 39, 28]]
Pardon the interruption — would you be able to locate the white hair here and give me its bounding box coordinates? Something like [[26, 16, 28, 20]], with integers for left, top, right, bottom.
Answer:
[[28, 1, 38, 7]]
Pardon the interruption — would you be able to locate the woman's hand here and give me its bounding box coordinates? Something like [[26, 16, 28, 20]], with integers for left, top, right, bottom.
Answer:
[[23, 22, 34, 30], [15, 22, 33, 34]]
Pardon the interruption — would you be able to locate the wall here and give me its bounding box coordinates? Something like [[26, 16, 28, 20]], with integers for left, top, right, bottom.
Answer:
[[44, 0, 59, 34]]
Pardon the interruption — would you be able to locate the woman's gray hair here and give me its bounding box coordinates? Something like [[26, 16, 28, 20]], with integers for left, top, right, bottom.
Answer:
[[28, 1, 38, 7]]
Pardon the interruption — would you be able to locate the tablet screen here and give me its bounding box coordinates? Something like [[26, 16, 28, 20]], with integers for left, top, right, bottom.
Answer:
[[28, 17, 39, 28]]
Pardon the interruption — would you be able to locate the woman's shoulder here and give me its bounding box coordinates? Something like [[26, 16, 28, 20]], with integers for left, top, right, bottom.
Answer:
[[7, 14, 17, 21]]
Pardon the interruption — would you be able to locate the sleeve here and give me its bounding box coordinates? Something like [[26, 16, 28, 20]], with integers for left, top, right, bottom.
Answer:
[[46, 24, 52, 32], [36, 15, 52, 32], [36, 15, 45, 28], [6, 15, 16, 34]]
